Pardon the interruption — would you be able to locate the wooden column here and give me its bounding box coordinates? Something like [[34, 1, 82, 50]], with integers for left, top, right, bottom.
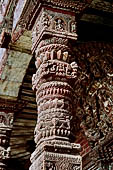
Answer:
[[0, 99, 25, 169], [30, 1, 91, 169], [0, 117, 12, 170]]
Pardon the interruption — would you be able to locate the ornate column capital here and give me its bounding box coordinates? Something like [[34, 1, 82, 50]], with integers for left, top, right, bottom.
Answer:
[[31, 0, 92, 53], [32, 8, 77, 53]]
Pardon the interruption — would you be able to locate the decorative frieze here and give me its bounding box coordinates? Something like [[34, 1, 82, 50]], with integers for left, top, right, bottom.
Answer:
[[89, 132, 113, 168], [90, 0, 113, 13]]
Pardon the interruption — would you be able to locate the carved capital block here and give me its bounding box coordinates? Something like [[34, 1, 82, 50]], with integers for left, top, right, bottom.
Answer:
[[32, 8, 77, 52]]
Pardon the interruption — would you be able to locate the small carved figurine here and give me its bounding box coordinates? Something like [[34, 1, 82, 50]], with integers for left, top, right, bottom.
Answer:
[[55, 19, 65, 31]]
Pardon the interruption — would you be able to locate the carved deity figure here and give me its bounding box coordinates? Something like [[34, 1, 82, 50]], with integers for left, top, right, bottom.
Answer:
[[46, 162, 56, 170], [71, 22, 76, 33], [41, 12, 50, 28], [55, 19, 65, 31], [0, 114, 6, 126]]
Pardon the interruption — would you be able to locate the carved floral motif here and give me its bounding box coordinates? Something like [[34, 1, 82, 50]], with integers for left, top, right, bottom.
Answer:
[[31, 38, 82, 169], [0, 112, 13, 168], [71, 42, 113, 168], [31, 25, 81, 170], [32, 60, 78, 89]]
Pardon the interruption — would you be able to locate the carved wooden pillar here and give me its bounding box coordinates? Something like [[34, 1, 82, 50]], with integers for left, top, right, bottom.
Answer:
[[0, 113, 12, 170], [0, 101, 14, 170], [0, 99, 25, 170], [30, 1, 91, 170]]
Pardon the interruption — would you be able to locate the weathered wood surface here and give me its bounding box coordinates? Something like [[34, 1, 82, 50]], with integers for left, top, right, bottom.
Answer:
[[10, 58, 37, 167]]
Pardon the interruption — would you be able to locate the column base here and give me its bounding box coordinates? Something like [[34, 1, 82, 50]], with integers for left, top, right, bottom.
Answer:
[[30, 140, 82, 170]]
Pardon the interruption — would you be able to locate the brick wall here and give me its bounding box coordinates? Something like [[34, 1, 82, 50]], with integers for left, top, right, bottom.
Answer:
[[76, 132, 91, 157]]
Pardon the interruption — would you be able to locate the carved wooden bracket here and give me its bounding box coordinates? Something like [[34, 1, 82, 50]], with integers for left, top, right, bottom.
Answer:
[[89, 132, 113, 169]]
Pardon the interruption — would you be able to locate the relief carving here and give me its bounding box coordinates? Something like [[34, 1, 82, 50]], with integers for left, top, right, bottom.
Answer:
[[32, 60, 78, 89], [70, 21, 76, 33], [0, 147, 10, 160], [41, 12, 51, 28], [0, 112, 14, 127], [30, 1, 92, 169], [54, 18, 66, 32], [45, 162, 56, 170], [72, 43, 113, 168], [72, 165, 81, 170], [31, 35, 81, 168], [0, 100, 25, 168]]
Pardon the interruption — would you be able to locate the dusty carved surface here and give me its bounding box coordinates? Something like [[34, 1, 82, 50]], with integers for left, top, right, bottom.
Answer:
[[0, 109, 13, 169], [31, 36, 82, 169], [72, 42, 113, 167], [29, 1, 91, 169], [0, 99, 26, 170], [32, 8, 77, 52], [30, 1, 113, 169], [16, 0, 92, 30], [73, 42, 113, 144]]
